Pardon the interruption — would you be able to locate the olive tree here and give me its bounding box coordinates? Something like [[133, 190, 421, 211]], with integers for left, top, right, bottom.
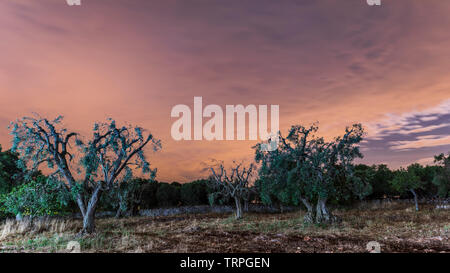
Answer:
[[433, 153, 450, 198], [209, 162, 255, 219], [254, 123, 365, 224], [10, 115, 160, 234], [389, 164, 423, 211]]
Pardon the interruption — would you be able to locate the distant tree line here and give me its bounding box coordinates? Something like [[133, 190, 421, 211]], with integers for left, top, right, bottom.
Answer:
[[2, 142, 449, 220]]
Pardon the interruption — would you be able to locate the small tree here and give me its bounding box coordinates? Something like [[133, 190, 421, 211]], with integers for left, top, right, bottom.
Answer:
[[10, 115, 161, 234], [209, 162, 254, 219], [390, 165, 423, 211], [433, 153, 450, 198]]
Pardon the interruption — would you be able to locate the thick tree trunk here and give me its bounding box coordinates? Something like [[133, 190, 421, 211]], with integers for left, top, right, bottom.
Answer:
[[410, 189, 419, 211], [315, 198, 329, 224], [301, 198, 315, 224], [80, 187, 102, 234], [314, 198, 337, 224], [234, 197, 243, 220], [82, 208, 96, 234]]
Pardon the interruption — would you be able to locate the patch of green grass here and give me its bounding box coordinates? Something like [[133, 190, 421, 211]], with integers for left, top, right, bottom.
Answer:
[[222, 215, 236, 225], [444, 225, 450, 233], [78, 233, 110, 251], [154, 229, 167, 237], [16, 234, 71, 252]]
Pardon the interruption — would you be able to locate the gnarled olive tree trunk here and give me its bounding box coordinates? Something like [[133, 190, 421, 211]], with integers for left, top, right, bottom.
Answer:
[[79, 187, 102, 234], [315, 198, 332, 224], [300, 197, 314, 223], [302, 197, 338, 225]]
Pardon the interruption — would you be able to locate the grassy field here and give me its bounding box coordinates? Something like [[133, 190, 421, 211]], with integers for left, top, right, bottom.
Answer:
[[0, 203, 449, 253]]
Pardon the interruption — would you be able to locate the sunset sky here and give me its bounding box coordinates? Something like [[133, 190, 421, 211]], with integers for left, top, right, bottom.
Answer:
[[1, 0, 449, 182]]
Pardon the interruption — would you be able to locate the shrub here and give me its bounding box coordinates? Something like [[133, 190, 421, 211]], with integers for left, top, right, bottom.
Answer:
[[156, 182, 180, 207], [140, 180, 160, 209], [0, 176, 72, 217], [390, 164, 423, 211], [180, 180, 209, 206]]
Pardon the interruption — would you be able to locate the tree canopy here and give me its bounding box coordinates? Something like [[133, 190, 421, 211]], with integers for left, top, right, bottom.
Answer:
[[9, 115, 161, 233], [254, 123, 367, 224]]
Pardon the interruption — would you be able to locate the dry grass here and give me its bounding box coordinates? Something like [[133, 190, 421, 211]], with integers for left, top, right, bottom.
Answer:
[[1, 204, 449, 253], [0, 217, 80, 239]]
